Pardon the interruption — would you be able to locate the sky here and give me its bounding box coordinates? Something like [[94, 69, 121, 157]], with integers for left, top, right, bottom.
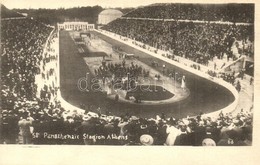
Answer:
[[1, 0, 255, 9]]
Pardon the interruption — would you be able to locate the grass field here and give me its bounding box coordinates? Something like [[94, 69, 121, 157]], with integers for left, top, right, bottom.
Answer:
[[59, 30, 235, 118]]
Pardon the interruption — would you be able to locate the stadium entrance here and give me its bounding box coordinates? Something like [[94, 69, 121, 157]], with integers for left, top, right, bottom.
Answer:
[[57, 22, 95, 31]]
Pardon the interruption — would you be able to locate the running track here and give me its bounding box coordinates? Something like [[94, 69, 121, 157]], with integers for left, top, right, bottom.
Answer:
[[59, 31, 234, 118]]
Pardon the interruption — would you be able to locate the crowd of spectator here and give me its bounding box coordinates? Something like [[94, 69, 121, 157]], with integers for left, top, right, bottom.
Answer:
[[91, 58, 152, 92], [95, 60, 144, 80], [0, 12, 253, 146], [0, 18, 60, 144], [207, 71, 236, 84], [1, 18, 52, 105], [102, 19, 253, 67], [124, 3, 254, 23], [1, 103, 253, 146]]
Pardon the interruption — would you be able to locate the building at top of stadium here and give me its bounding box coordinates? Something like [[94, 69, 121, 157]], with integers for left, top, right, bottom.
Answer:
[[57, 22, 95, 31], [98, 9, 123, 25]]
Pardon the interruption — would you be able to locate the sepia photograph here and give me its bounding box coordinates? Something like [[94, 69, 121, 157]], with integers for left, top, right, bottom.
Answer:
[[0, 0, 259, 164]]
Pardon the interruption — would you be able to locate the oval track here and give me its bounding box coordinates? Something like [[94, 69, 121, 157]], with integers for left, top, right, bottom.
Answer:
[[59, 31, 235, 119]]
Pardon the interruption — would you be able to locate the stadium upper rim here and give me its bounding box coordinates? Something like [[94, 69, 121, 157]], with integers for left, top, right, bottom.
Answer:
[[99, 9, 123, 16]]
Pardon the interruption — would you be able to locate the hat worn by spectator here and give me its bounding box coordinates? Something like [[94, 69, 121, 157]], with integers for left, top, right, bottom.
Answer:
[[182, 118, 189, 125], [87, 112, 99, 118], [2, 113, 8, 117], [38, 111, 44, 115], [131, 116, 139, 121], [107, 116, 114, 122], [140, 134, 154, 146], [100, 114, 107, 121], [83, 114, 92, 121], [202, 138, 216, 146], [2, 110, 8, 114], [140, 124, 148, 129]]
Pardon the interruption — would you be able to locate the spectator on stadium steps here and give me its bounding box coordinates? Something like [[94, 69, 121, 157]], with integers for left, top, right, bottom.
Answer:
[[250, 77, 253, 85], [190, 119, 205, 146], [5, 110, 19, 144], [236, 81, 241, 92], [165, 119, 181, 146], [118, 117, 129, 136], [1, 110, 10, 144], [0, 18, 253, 146], [123, 4, 254, 23], [1, 92, 254, 146], [102, 19, 253, 67], [217, 129, 238, 146], [80, 115, 95, 145], [239, 122, 252, 146], [1, 18, 52, 114], [32, 113, 48, 144], [18, 114, 33, 144], [103, 118, 120, 145], [154, 120, 168, 145], [173, 121, 192, 145]]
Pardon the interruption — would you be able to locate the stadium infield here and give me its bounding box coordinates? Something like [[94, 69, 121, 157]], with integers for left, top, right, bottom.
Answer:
[[59, 30, 235, 118]]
